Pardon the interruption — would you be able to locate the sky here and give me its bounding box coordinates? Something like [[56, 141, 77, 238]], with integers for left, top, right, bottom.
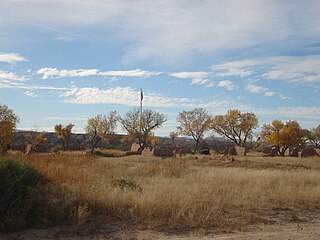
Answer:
[[0, 0, 319, 136]]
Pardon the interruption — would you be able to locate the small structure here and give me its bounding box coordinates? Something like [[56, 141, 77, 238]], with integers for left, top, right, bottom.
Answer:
[[262, 147, 272, 154], [175, 147, 193, 155], [228, 147, 237, 156], [154, 147, 175, 157], [24, 144, 32, 155], [130, 143, 140, 152], [226, 146, 246, 156], [301, 148, 320, 158], [235, 146, 246, 156], [223, 147, 229, 156], [141, 147, 153, 156], [289, 147, 299, 157]]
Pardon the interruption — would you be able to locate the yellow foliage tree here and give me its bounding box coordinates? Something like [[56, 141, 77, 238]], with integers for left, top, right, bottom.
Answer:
[[54, 123, 74, 150], [85, 111, 118, 154], [0, 104, 19, 155], [25, 131, 48, 152], [305, 124, 320, 148], [211, 109, 258, 147], [260, 120, 304, 156], [177, 108, 212, 152]]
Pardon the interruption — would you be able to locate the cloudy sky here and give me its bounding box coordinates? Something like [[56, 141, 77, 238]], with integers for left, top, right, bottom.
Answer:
[[0, 0, 319, 136]]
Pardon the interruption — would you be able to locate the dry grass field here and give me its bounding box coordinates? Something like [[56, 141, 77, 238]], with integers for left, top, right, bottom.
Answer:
[[3, 151, 320, 239]]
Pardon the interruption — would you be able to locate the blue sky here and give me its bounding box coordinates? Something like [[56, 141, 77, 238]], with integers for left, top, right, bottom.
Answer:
[[0, 0, 319, 136]]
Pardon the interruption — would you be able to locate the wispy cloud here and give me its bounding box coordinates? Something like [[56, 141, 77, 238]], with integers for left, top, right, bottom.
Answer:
[[0, 70, 68, 91], [255, 107, 320, 121], [212, 55, 320, 84], [62, 86, 199, 108], [3, 1, 318, 62], [24, 90, 38, 98], [37, 68, 99, 79], [170, 71, 214, 88], [217, 80, 235, 90], [0, 53, 27, 64], [37, 67, 160, 79], [0, 70, 27, 81], [245, 84, 275, 97]]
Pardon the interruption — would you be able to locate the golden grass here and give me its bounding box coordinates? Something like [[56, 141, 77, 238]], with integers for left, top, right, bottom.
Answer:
[[11, 152, 320, 231]]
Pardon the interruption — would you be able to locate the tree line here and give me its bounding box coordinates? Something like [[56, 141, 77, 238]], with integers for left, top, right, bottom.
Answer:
[[0, 103, 319, 155]]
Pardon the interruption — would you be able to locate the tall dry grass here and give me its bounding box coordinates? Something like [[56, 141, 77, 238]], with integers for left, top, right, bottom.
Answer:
[[12, 153, 320, 231]]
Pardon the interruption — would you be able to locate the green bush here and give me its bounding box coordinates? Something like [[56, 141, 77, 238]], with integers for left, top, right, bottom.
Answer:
[[0, 157, 47, 232]]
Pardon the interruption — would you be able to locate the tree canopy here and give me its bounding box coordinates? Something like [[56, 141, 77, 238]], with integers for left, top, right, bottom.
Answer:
[[260, 120, 304, 156], [211, 109, 258, 147], [0, 104, 19, 155], [85, 111, 118, 154], [176, 108, 212, 152], [304, 125, 320, 148], [54, 123, 74, 150], [120, 108, 166, 151]]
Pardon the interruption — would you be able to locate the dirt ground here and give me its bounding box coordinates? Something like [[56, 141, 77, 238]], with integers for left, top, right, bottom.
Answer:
[[2, 220, 320, 240]]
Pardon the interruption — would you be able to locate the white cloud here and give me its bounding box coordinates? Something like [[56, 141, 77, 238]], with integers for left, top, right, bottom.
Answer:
[[245, 84, 276, 98], [101, 69, 160, 78], [0, 70, 26, 81], [24, 90, 38, 98], [170, 72, 210, 79], [212, 55, 320, 84], [264, 91, 275, 97], [217, 80, 235, 90], [246, 84, 268, 94], [0, 53, 27, 64], [170, 71, 214, 88], [255, 107, 320, 120], [37, 68, 99, 79], [37, 67, 160, 79], [62, 86, 199, 108], [279, 94, 291, 100]]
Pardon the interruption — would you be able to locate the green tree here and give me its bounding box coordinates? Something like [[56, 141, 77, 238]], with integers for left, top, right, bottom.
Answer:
[[176, 108, 212, 152], [211, 109, 258, 147], [54, 123, 74, 150], [120, 108, 166, 151], [0, 104, 19, 155], [85, 111, 117, 154]]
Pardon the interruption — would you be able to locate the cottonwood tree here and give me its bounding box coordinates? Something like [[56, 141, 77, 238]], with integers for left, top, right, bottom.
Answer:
[[85, 111, 117, 154], [211, 109, 258, 147], [54, 123, 74, 150], [0, 104, 19, 155], [305, 125, 320, 148], [120, 108, 166, 151], [176, 108, 212, 153], [260, 119, 304, 156], [25, 131, 48, 152]]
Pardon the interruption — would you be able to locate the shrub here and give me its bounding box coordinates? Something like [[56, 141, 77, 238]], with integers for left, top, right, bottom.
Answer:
[[0, 157, 47, 232]]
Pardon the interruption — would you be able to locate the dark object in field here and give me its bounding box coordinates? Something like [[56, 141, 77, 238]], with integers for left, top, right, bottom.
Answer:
[[228, 146, 246, 156], [175, 147, 193, 155], [141, 146, 175, 157], [154, 147, 175, 157], [301, 148, 320, 158], [263, 146, 279, 157], [200, 149, 210, 155]]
